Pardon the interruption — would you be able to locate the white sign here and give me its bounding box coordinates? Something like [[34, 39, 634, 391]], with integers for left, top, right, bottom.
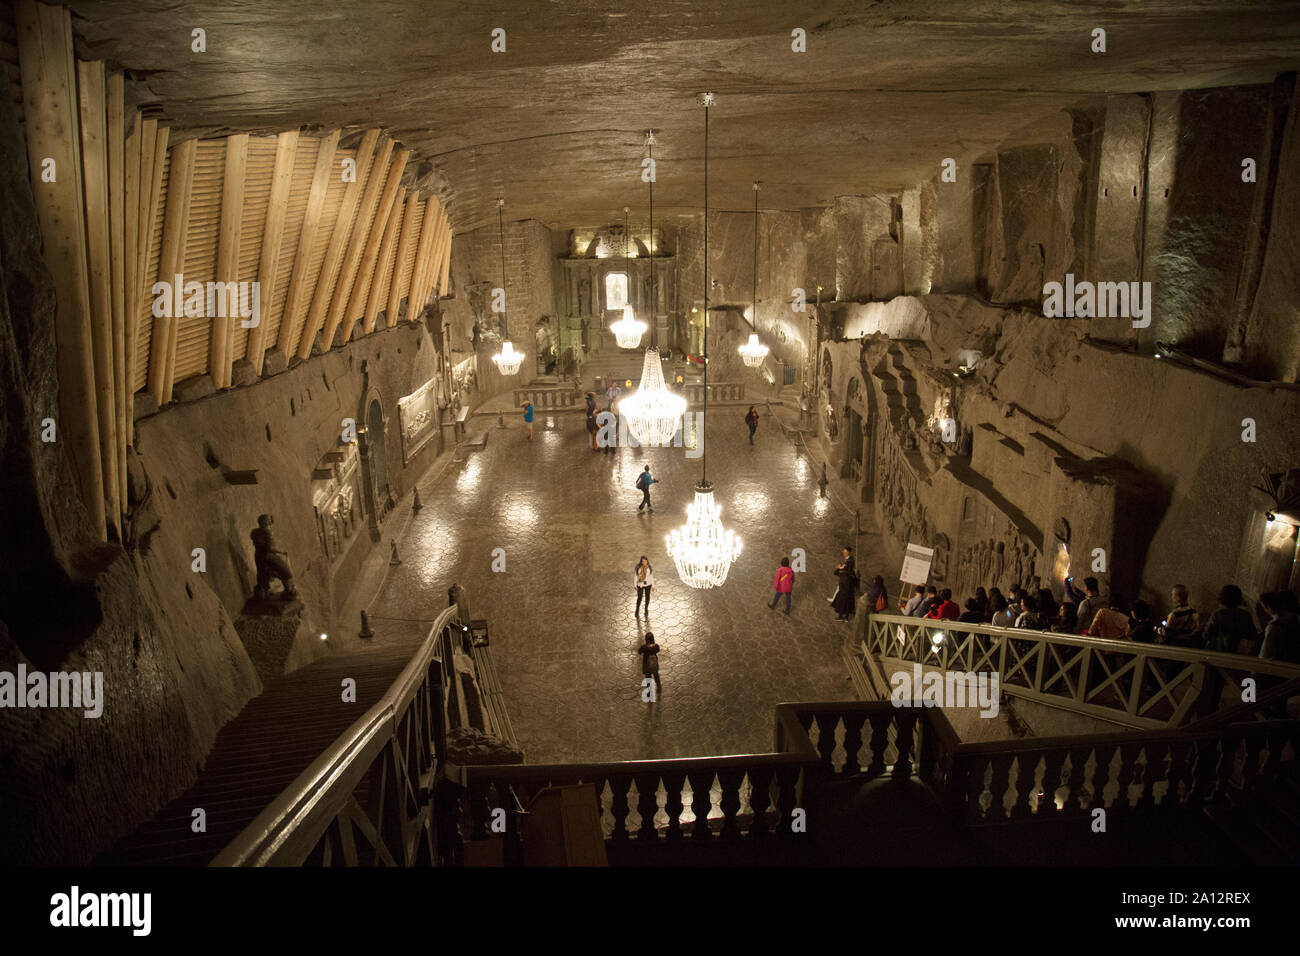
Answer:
[[900, 542, 934, 586]]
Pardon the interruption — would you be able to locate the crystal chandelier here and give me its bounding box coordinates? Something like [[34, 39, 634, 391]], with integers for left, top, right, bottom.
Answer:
[[666, 483, 742, 589], [738, 182, 769, 368], [611, 306, 646, 349], [739, 333, 769, 368], [621, 347, 685, 446], [609, 206, 646, 349], [668, 93, 741, 589], [490, 198, 522, 376], [492, 340, 523, 375], [621, 131, 684, 447]]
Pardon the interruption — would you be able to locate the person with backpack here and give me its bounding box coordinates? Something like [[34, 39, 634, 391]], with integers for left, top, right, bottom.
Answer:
[[634, 555, 654, 617], [866, 575, 889, 615], [925, 588, 959, 621], [1199, 584, 1258, 654], [831, 546, 858, 622], [744, 405, 759, 445], [769, 556, 795, 615], [635, 465, 656, 513], [521, 400, 535, 441]]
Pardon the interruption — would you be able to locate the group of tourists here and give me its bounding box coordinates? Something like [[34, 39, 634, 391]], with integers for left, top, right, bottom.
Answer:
[[887, 574, 1300, 662]]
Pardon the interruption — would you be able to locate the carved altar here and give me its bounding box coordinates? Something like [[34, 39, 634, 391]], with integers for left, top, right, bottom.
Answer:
[[311, 442, 363, 563]]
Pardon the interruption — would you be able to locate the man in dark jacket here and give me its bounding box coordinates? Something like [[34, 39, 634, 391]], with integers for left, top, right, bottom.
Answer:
[[832, 546, 858, 622]]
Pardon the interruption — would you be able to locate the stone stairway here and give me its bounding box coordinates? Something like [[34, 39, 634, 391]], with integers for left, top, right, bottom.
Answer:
[[97, 643, 418, 866]]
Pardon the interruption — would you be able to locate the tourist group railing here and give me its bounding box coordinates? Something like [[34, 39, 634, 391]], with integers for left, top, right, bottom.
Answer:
[[861, 612, 1300, 729], [211, 605, 458, 866]]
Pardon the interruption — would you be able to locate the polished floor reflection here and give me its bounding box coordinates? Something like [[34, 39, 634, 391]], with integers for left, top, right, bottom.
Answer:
[[370, 406, 863, 763]]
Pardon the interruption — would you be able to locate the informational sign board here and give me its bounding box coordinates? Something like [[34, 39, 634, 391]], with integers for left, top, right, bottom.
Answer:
[[900, 542, 935, 586]]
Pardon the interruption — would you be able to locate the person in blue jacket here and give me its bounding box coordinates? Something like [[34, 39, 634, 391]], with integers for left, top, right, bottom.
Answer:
[[521, 400, 534, 440], [635, 465, 656, 513]]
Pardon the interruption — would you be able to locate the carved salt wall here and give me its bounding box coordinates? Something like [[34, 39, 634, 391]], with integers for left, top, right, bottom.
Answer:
[[839, 293, 1300, 617]]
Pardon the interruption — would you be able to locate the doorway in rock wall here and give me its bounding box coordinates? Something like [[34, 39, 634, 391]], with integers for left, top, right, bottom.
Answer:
[[362, 398, 392, 533], [844, 408, 864, 481]]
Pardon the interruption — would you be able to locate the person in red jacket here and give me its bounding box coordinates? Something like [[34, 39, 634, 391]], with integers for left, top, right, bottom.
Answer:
[[925, 588, 960, 621], [769, 556, 795, 615]]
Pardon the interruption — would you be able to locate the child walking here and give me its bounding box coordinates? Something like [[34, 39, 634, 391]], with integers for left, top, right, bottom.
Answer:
[[769, 556, 794, 614]]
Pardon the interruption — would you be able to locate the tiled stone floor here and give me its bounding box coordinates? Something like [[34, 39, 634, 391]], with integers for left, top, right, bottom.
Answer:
[[366, 396, 872, 764]]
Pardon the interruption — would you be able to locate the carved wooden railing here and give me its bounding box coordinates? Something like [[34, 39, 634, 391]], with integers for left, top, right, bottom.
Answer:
[[683, 381, 745, 404], [513, 386, 578, 409], [860, 612, 1300, 729], [211, 606, 458, 866], [446, 701, 946, 862], [945, 718, 1300, 826]]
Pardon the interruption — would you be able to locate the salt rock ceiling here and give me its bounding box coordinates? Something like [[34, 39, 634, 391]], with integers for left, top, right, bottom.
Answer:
[[69, 0, 1300, 231]]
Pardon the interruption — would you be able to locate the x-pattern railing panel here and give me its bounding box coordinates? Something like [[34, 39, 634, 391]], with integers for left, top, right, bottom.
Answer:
[[862, 614, 1300, 730]]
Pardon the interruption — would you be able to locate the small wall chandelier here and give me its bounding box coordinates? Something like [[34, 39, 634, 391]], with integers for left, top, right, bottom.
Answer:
[[738, 182, 769, 369], [490, 198, 524, 376], [609, 206, 646, 349], [620, 131, 686, 446], [668, 95, 742, 589]]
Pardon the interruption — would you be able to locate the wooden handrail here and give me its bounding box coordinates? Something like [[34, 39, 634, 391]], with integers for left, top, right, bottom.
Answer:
[[211, 605, 459, 866], [861, 612, 1300, 729]]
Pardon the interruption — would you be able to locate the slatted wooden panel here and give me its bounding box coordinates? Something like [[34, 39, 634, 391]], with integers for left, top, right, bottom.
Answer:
[[283, 145, 353, 355], [0, 1, 20, 125], [263, 135, 318, 358], [133, 148, 169, 391], [396, 198, 424, 304], [230, 135, 276, 364], [172, 138, 224, 383], [369, 190, 406, 331]]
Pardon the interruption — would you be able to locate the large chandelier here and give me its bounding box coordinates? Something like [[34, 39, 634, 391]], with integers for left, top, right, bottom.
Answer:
[[667, 92, 741, 589], [609, 206, 646, 349], [739, 333, 769, 368], [611, 306, 647, 349], [492, 340, 524, 375], [620, 347, 685, 446], [621, 132, 684, 447], [666, 482, 742, 589], [490, 198, 522, 376]]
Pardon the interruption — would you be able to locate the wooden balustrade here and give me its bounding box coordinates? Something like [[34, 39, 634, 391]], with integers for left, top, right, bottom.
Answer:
[[212, 606, 457, 866], [448, 701, 948, 862], [513, 386, 578, 409], [861, 612, 1300, 729], [945, 719, 1300, 826], [683, 382, 745, 404]]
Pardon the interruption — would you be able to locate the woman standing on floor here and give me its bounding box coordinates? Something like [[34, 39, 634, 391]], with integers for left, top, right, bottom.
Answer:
[[744, 405, 759, 445], [638, 632, 661, 693], [634, 555, 654, 617]]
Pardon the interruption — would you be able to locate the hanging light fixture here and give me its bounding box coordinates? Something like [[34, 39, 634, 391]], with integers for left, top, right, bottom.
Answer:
[[738, 182, 770, 369], [668, 94, 742, 589], [490, 198, 524, 376], [620, 130, 686, 447], [610, 206, 647, 349]]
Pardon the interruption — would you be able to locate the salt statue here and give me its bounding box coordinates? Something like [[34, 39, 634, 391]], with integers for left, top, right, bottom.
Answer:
[[251, 514, 297, 601]]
